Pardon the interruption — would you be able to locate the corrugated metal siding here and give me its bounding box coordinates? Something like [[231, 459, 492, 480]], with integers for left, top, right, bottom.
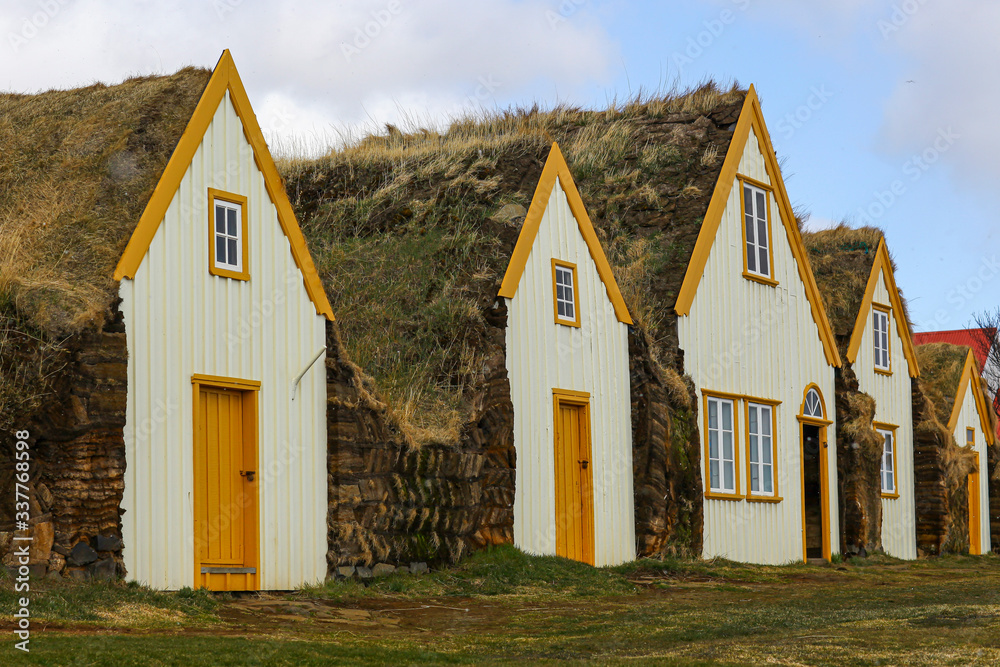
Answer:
[[952, 381, 992, 553], [852, 273, 917, 559], [505, 179, 635, 567], [678, 128, 839, 564], [120, 91, 328, 590]]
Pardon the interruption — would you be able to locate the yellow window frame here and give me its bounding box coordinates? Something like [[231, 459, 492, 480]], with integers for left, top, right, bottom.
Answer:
[[872, 303, 893, 375], [738, 175, 778, 287], [874, 421, 900, 499], [744, 397, 782, 503], [208, 188, 250, 281], [551, 259, 581, 327], [702, 390, 743, 501]]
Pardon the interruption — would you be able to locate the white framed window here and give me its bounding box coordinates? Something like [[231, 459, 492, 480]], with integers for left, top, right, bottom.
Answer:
[[215, 200, 242, 271], [803, 388, 823, 419], [208, 189, 249, 281], [873, 308, 891, 371], [747, 403, 774, 496], [743, 182, 771, 278], [706, 396, 737, 495], [879, 428, 896, 495], [551, 259, 580, 327]]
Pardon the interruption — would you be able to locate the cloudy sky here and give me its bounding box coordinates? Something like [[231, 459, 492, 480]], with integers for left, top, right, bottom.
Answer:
[[3, 0, 997, 331]]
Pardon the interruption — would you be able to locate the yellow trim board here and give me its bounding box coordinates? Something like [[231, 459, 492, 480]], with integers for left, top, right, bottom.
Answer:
[[498, 142, 632, 325], [845, 238, 918, 377], [946, 350, 997, 446], [113, 50, 334, 321], [674, 85, 841, 368]]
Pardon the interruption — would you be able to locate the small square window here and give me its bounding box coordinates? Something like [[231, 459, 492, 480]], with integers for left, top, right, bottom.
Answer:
[[551, 260, 580, 327], [208, 189, 249, 281]]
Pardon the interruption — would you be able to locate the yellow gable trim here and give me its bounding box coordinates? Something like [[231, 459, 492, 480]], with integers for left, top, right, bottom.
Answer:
[[113, 50, 334, 321], [674, 85, 840, 368], [947, 350, 997, 446], [498, 142, 632, 325], [845, 238, 918, 377]]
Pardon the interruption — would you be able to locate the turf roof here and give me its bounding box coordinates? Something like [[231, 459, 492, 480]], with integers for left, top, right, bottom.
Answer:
[[803, 224, 913, 350], [915, 342, 977, 428], [0, 66, 211, 335], [281, 82, 746, 441]]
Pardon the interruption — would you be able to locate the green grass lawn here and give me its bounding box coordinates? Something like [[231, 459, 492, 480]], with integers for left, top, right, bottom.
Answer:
[[4, 546, 1000, 666]]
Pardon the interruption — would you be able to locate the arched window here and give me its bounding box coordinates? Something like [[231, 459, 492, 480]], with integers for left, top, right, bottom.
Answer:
[[804, 388, 823, 419]]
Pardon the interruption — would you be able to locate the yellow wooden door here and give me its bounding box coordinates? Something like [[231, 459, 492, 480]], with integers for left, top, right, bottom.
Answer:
[[194, 385, 258, 590], [969, 470, 981, 556], [554, 398, 595, 565]]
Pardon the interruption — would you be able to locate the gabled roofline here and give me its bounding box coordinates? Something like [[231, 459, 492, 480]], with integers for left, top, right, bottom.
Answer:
[[845, 238, 918, 377], [498, 142, 632, 325], [113, 50, 334, 321], [947, 349, 996, 447], [673, 85, 841, 368]]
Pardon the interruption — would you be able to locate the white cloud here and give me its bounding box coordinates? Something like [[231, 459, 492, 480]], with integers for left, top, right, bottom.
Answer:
[[876, 0, 1000, 193], [1, 0, 617, 148]]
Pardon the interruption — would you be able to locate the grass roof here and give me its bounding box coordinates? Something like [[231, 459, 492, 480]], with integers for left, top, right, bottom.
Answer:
[[0, 67, 211, 335], [803, 224, 913, 346], [280, 83, 745, 443], [915, 342, 973, 427]]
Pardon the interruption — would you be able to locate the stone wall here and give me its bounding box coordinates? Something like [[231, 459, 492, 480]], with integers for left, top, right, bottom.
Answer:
[[326, 314, 515, 571], [833, 365, 884, 557], [0, 314, 128, 579], [912, 381, 959, 556], [629, 330, 703, 557], [989, 443, 1000, 553]]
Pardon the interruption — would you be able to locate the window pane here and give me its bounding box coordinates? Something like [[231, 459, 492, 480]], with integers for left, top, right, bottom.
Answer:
[[710, 461, 720, 489], [721, 401, 732, 430], [749, 434, 758, 464], [761, 408, 771, 435], [763, 467, 773, 493], [216, 236, 226, 263], [762, 436, 771, 464], [215, 206, 226, 233], [556, 284, 564, 300], [723, 432, 733, 461], [228, 239, 238, 266], [564, 303, 574, 320], [558, 301, 567, 318], [746, 239, 756, 272], [709, 430, 719, 460], [724, 461, 734, 491], [759, 247, 769, 276], [750, 465, 759, 492], [744, 186, 752, 215], [757, 218, 767, 249], [708, 400, 718, 430], [749, 407, 758, 436], [755, 191, 766, 219], [227, 208, 238, 237]]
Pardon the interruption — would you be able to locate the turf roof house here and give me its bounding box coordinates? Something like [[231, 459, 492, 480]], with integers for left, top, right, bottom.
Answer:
[[498, 144, 635, 567], [804, 230, 919, 559], [0, 52, 334, 590], [915, 342, 997, 554], [672, 86, 843, 564]]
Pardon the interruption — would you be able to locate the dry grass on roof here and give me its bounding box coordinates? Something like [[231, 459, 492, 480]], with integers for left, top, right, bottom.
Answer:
[[0, 67, 211, 336], [281, 81, 746, 444], [803, 224, 913, 343], [916, 342, 972, 426]]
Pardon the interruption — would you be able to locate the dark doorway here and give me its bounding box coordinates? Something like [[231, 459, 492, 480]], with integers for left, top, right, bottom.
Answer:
[[802, 424, 824, 559]]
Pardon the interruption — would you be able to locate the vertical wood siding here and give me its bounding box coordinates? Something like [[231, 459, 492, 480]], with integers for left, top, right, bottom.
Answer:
[[504, 179, 635, 567], [852, 273, 917, 559], [120, 92, 328, 590], [951, 381, 992, 554], [678, 128, 839, 564]]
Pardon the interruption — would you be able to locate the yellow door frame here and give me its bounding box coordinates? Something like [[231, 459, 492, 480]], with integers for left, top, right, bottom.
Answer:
[[552, 388, 595, 566], [192, 373, 261, 591], [798, 385, 832, 562]]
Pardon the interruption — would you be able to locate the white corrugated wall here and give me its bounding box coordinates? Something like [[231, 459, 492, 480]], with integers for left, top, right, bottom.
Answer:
[[852, 273, 917, 559], [120, 91, 328, 590], [678, 128, 839, 564], [505, 178, 635, 567], [950, 378, 992, 554]]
